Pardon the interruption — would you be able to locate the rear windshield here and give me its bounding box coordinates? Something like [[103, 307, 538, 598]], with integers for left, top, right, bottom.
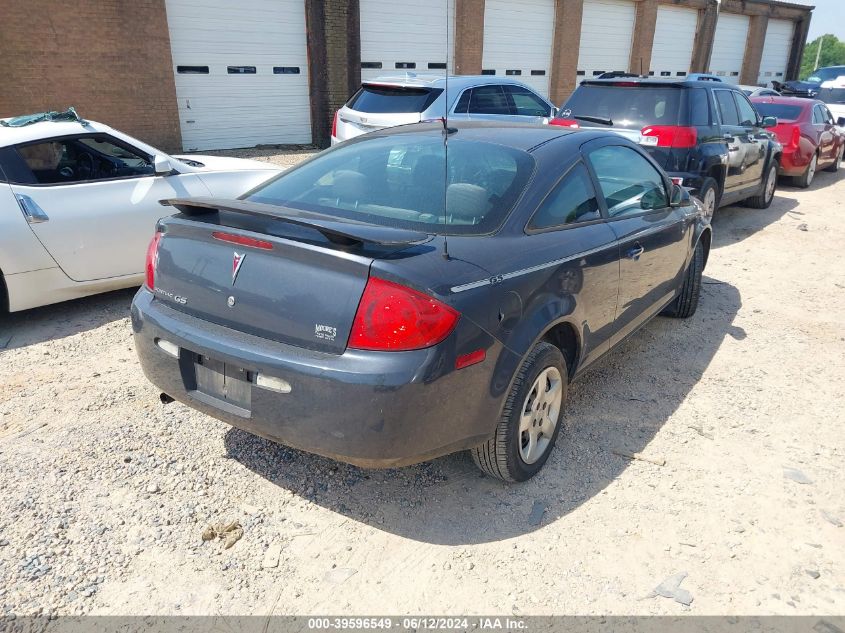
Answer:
[[818, 88, 845, 104], [245, 134, 535, 236], [563, 85, 685, 129], [347, 86, 443, 113], [753, 103, 804, 121]]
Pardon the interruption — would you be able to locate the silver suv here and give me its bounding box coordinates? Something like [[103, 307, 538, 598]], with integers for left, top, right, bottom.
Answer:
[[331, 74, 557, 144]]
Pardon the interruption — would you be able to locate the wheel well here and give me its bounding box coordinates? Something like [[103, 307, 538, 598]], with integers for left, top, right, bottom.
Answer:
[[698, 229, 712, 269], [0, 269, 7, 314], [542, 322, 579, 379], [707, 165, 725, 195]]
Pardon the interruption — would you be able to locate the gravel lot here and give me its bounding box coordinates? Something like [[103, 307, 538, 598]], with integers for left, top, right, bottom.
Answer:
[[1, 150, 843, 618]]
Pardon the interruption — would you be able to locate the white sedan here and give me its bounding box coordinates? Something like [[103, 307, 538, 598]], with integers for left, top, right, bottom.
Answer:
[[0, 115, 281, 312]]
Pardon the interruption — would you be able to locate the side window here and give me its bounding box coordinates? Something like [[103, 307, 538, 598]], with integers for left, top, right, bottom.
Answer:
[[714, 90, 740, 126], [812, 105, 826, 124], [505, 85, 551, 117], [468, 85, 512, 115], [15, 136, 153, 185], [453, 89, 471, 114], [733, 93, 759, 127], [587, 145, 669, 217], [823, 106, 835, 124], [529, 163, 601, 230], [689, 88, 711, 126]]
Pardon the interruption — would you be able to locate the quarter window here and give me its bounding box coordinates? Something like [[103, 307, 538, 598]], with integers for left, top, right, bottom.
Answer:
[[812, 105, 826, 124], [529, 163, 600, 230], [714, 90, 740, 126], [587, 145, 668, 217], [15, 136, 153, 185]]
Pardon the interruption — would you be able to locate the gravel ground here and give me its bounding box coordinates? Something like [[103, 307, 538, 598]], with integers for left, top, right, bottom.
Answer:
[[1, 150, 843, 617]]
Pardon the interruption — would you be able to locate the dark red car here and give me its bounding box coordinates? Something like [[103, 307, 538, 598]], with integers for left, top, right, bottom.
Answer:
[[751, 96, 845, 188]]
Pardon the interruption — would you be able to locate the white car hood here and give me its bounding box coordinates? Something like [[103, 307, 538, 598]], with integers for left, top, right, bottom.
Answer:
[[172, 154, 279, 172]]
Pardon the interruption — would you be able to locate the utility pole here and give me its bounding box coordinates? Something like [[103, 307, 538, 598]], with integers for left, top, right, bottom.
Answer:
[[814, 34, 824, 71]]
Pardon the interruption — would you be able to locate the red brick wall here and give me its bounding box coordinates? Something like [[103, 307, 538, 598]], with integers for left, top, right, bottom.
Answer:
[[0, 0, 181, 151]]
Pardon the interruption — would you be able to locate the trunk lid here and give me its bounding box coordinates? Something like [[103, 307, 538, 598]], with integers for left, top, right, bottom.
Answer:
[[152, 200, 429, 354]]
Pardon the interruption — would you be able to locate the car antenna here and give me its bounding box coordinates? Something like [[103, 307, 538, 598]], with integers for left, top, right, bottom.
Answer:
[[441, 0, 450, 261]]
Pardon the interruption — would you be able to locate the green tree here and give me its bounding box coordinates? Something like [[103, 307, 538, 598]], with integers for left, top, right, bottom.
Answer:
[[800, 35, 845, 79]]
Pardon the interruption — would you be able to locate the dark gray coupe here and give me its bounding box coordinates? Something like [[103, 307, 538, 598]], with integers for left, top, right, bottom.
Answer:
[[131, 122, 711, 482]]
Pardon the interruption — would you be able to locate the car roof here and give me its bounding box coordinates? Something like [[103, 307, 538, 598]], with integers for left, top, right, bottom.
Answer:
[[750, 95, 814, 108], [359, 120, 606, 152], [579, 77, 741, 89], [362, 74, 539, 90], [0, 118, 114, 148]]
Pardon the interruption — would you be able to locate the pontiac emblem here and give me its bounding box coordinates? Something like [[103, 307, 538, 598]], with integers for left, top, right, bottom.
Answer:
[[232, 251, 246, 285]]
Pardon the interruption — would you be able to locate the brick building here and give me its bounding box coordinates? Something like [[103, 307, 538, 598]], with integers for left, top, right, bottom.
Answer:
[[0, 0, 814, 151]]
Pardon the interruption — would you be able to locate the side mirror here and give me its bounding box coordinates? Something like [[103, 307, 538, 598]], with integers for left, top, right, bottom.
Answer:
[[669, 183, 692, 208], [153, 154, 173, 176], [837, 117, 845, 127], [550, 106, 559, 118], [761, 116, 778, 128]]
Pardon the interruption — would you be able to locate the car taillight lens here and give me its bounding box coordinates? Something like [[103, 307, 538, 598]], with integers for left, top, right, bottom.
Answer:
[[144, 231, 162, 290], [640, 125, 698, 148], [550, 118, 580, 128], [332, 110, 339, 138], [348, 277, 459, 351], [791, 126, 801, 147]]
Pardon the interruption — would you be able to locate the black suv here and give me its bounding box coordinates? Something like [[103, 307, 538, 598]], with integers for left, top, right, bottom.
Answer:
[[552, 77, 782, 217]]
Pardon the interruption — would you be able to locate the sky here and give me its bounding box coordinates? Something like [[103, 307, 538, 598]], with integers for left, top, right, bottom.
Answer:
[[804, 0, 845, 42]]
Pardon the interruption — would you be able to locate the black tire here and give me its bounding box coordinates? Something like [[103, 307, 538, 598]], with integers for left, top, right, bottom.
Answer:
[[662, 241, 704, 319], [794, 154, 817, 188], [694, 177, 720, 222], [745, 161, 778, 208], [824, 146, 843, 173], [471, 342, 567, 482]]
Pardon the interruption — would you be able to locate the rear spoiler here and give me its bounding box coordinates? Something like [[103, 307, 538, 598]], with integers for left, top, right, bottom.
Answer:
[[165, 197, 430, 246]]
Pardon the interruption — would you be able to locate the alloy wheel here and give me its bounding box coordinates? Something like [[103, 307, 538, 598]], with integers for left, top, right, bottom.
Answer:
[[518, 366, 563, 464], [702, 188, 716, 221], [765, 165, 777, 202], [806, 155, 817, 186]]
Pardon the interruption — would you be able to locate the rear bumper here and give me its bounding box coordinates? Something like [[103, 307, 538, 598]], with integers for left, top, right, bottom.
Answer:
[[131, 289, 509, 468], [778, 147, 810, 176]]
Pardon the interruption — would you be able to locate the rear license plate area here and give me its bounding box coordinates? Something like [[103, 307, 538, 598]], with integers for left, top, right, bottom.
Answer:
[[193, 355, 252, 413]]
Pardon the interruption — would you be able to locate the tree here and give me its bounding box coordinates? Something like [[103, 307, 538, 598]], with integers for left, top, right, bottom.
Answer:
[[800, 35, 845, 79]]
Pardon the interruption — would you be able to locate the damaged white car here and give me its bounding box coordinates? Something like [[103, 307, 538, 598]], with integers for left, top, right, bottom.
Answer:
[[0, 109, 281, 312]]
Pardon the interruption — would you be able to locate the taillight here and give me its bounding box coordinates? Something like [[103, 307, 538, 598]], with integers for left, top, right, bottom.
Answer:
[[332, 110, 339, 138], [348, 277, 459, 351], [791, 126, 801, 148], [144, 231, 162, 290], [550, 118, 580, 129], [212, 231, 273, 250], [640, 125, 698, 148]]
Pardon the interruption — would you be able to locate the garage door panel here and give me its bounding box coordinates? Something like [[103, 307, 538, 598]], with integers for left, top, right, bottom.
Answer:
[[758, 19, 794, 86], [709, 12, 749, 82], [578, 0, 636, 79], [482, 0, 555, 97], [650, 6, 697, 78], [360, 0, 455, 81], [166, 0, 312, 151]]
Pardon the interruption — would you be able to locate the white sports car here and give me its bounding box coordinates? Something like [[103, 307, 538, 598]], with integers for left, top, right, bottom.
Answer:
[[0, 113, 282, 312]]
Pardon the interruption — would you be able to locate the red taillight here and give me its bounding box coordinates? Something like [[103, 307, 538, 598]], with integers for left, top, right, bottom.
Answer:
[[791, 126, 801, 148], [144, 231, 162, 290], [332, 110, 339, 138], [640, 125, 698, 148], [211, 231, 273, 250], [348, 277, 459, 351], [550, 118, 580, 129]]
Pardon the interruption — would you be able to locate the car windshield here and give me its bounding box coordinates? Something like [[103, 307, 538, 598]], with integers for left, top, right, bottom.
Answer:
[[818, 88, 845, 105], [562, 85, 684, 129], [245, 134, 535, 235], [807, 68, 845, 83], [347, 86, 443, 113], [753, 103, 804, 121]]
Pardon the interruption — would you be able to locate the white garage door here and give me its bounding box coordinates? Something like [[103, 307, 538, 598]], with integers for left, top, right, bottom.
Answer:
[[709, 12, 750, 82], [578, 0, 636, 80], [359, 0, 455, 82], [758, 19, 794, 86], [165, 0, 312, 151], [650, 5, 698, 78], [482, 0, 555, 97]]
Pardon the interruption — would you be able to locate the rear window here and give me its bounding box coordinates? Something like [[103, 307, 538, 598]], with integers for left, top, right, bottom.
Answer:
[[753, 103, 804, 121], [562, 85, 684, 129], [245, 134, 535, 236], [347, 86, 443, 114]]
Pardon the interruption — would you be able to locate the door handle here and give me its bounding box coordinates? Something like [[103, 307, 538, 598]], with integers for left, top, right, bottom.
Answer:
[[625, 243, 645, 260], [15, 194, 50, 224]]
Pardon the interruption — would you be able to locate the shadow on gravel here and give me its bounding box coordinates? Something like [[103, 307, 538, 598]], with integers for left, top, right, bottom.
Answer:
[[225, 277, 743, 546], [0, 287, 136, 350], [710, 196, 796, 250]]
